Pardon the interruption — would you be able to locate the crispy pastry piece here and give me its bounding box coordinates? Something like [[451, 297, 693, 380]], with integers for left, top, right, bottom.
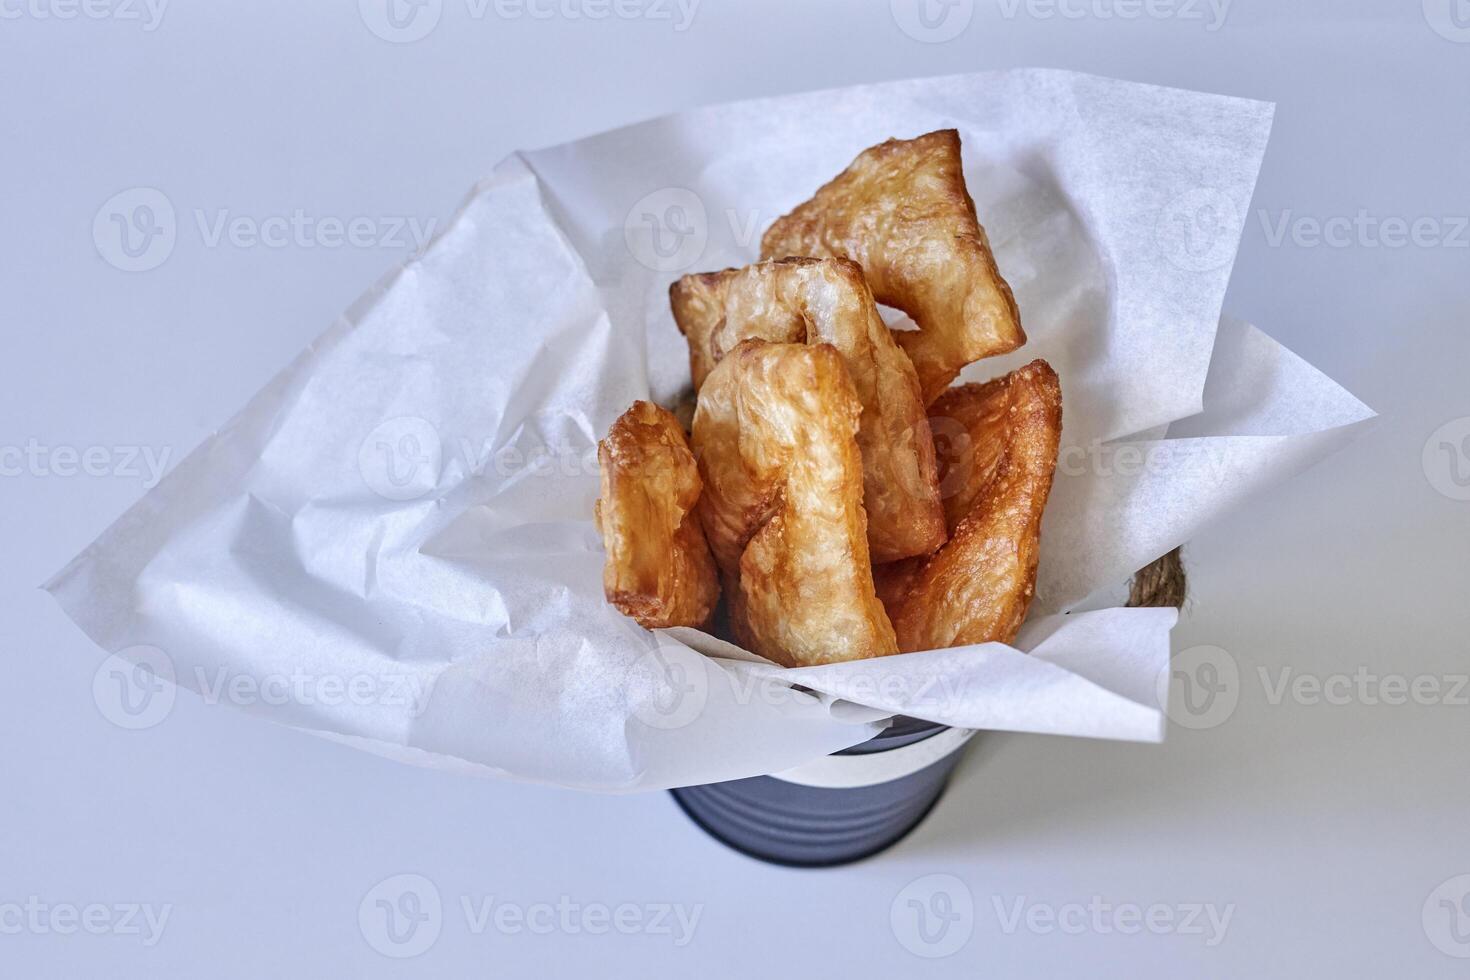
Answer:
[[671, 257, 945, 562], [692, 340, 898, 666], [927, 372, 1016, 533], [595, 401, 720, 630], [760, 129, 1025, 404], [876, 360, 1061, 652]]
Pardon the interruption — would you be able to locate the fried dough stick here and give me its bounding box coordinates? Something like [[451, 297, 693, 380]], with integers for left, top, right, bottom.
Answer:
[[671, 257, 945, 562], [761, 129, 1025, 404], [693, 341, 898, 666], [876, 360, 1061, 652], [595, 401, 720, 630]]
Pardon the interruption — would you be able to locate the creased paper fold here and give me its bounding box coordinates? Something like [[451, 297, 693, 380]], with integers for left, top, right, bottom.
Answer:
[[48, 70, 1370, 791]]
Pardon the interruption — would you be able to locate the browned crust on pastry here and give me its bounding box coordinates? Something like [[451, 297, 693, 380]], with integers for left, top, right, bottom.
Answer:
[[875, 360, 1061, 652], [761, 129, 1025, 403], [671, 257, 945, 562], [595, 400, 720, 629], [692, 340, 898, 666]]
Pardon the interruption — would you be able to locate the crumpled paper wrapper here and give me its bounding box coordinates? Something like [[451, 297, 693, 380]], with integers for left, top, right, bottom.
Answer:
[[48, 70, 1373, 791]]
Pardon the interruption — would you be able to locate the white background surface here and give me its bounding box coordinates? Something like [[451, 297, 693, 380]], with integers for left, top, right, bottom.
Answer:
[[2, 1, 1467, 976]]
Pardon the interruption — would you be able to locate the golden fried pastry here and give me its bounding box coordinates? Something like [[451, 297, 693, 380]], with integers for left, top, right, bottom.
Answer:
[[876, 360, 1061, 652], [927, 372, 1016, 532], [595, 401, 720, 630], [760, 129, 1025, 404], [692, 340, 898, 666], [671, 257, 945, 562]]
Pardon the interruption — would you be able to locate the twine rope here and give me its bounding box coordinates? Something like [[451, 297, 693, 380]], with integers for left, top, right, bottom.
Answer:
[[1126, 548, 1187, 609]]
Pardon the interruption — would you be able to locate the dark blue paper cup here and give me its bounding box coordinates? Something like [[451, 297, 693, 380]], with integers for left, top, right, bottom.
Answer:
[[669, 719, 972, 867]]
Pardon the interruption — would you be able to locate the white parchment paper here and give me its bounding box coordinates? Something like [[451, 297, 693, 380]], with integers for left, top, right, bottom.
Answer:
[[48, 70, 1372, 791]]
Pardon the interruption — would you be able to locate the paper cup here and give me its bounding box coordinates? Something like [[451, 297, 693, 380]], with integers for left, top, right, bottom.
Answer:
[[669, 720, 974, 867]]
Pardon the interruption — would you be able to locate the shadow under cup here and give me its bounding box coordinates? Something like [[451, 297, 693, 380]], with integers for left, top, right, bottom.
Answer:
[[668, 718, 971, 868]]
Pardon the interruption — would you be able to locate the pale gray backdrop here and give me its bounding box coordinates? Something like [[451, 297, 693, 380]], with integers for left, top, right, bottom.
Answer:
[[2, 1, 1467, 976]]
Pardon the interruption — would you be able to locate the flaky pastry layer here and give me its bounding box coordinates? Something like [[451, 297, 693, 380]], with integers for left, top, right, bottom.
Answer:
[[595, 400, 720, 630], [672, 257, 945, 562], [692, 341, 898, 666], [876, 360, 1062, 652], [761, 129, 1025, 403]]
